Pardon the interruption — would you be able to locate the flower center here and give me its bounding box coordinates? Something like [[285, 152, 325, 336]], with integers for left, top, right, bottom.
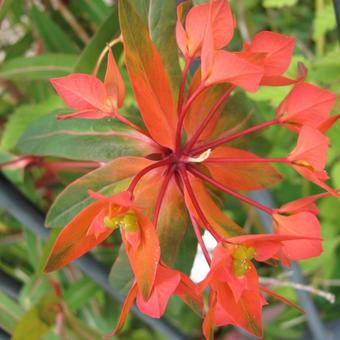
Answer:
[[103, 211, 139, 232], [231, 245, 256, 277]]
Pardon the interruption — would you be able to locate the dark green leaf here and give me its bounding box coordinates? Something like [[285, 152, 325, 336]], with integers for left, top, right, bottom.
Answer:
[[109, 245, 134, 295], [17, 113, 151, 162], [74, 8, 120, 73], [0, 54, 77, 80], [70, 0, 108, 25], [30, 5, 78, 53]]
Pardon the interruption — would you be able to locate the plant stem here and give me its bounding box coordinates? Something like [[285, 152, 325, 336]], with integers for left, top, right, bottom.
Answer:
[[185, 85, 235, 152], [191, 118, 279, 155], [175, 84, 206, 154], [179, 167, 221, 241], [127, 159, 171, 195], [189, 212, 211, 266], [152, 166, 174, 226], [188, 165, 273, 215], [204, 157, 288, 164]]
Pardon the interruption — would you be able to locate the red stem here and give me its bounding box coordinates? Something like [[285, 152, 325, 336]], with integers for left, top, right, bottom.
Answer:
[[191, 118, 279, 155], [185, 85, 235, 152], [188, 165, 273, 215], [152, 166, 174, 226], [189, 212, 212, 266], [175, 83, 206, 154], [115, 112, 147, 135], [177, 56, 192, 115], [179, 167, 222, 241], [127, 159, 171, 195], [204, 157, 289, 164]]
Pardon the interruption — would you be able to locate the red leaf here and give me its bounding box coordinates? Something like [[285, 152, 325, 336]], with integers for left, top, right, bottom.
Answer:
[[119, 0, 177, 148], [204, 147, 283, 190], [50, 74, 109, 112], [44, 199, 113, 272], [122, 212, 161, 300], [136, 265, 180, 318]]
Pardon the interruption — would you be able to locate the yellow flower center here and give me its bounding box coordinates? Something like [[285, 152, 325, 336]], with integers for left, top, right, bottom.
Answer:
[[103, 210, 139, 232], [231, 245, 256, 277]]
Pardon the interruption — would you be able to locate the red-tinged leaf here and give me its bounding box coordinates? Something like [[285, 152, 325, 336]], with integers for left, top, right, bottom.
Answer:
[[157, 178, 189, 266], [202, 292, 217, 340], [214, 268, 264, 338], [277, 83, 336, 130], [206, 50, 263, 92], [244, 31, 294, 77], [104, 284, 138, 339], [184, 175, 243, 237], [184, 72, 229, 142], [136, 265, 181, 318], [176, 273, 204, 316], [204, 147, 283, 190], [119, 0, 177, 148], [46, 157, 153, 229], [122, 213, 160, 300], [50, 74, 109, 112], [260, 286, 304, 314], [104, 49, 125, 108], [44, 199, 114, 272], [273, 212, 322, 260]]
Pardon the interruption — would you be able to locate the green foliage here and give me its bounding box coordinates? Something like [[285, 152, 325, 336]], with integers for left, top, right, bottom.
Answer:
[[262, 0, 298, 8]]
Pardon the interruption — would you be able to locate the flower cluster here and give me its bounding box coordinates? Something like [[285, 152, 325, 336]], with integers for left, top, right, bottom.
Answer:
[[44, 0, 338, 338]]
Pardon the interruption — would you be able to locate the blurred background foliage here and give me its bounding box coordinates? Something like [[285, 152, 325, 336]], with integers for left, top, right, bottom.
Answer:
[[0, 0, 339, 339]]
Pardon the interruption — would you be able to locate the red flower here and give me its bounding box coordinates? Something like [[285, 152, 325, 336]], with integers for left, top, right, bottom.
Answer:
[[277, 82, 337, 130], [50, 49, 125, 121], [43, 0, 339, 338]]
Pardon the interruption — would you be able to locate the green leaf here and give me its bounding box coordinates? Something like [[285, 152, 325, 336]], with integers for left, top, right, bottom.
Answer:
[[30, 5, 78, 53], [149, 0, 181, 97], [64, 278, 99, 312], [262, 0, 298, 8], [12, 293, 60, 340], [70, 0, 108, 25], [17, 113, 152, 162], [45, 156, 150, 228], [1, 95, 64, 151], [313, 4, 336, 41], [109, 245, 134, 295], [0, 292, 24, 333], [0, 149, 25, 182], [0, 0, 14, 23], [0, 54, 77, 80], [74, 8, 120, 73], [158, 182, 189, 266], [3, 33, 33, 61], [129, 0, 149, 23], [19, 276, 51, 309]]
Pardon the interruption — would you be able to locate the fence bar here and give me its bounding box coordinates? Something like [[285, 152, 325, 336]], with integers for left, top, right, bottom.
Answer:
[[0, 173, 187, 340]]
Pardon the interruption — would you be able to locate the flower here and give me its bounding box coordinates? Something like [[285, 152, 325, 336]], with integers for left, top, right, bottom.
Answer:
[[44, 0, 339, 338]]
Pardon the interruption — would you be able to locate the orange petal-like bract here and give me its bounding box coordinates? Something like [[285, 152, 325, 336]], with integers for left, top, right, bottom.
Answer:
[[43, 1, 339, 339]]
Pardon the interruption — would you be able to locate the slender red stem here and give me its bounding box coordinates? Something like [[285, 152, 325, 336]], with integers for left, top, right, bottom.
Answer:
[[189, 212, 211, 266], [115, 111, 147, 135], [185, 85, 235, 152], [179, 166, 222, 242], [188, 165, 273, 215], [152, 166, 174, 226], [127, 159, 171, 195], [191, 118, 280, 155], [177, 56, 192, 115], [175, 83, 206, 154], [204, 157, 289, 164]]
